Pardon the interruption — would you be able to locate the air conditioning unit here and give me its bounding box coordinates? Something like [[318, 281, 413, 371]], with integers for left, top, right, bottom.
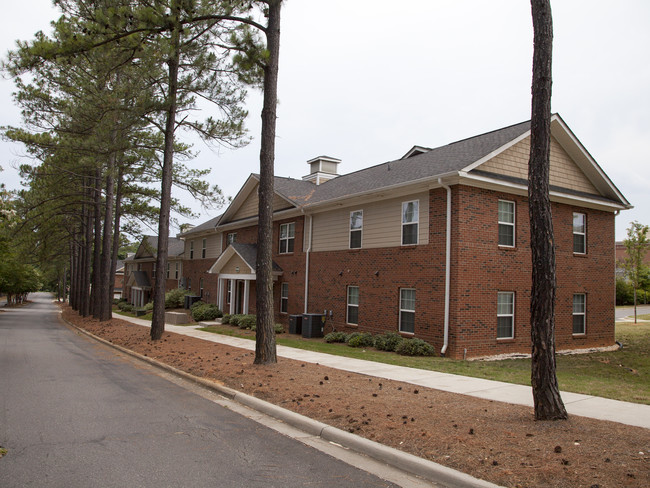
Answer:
[[301, 314, 324, 338]]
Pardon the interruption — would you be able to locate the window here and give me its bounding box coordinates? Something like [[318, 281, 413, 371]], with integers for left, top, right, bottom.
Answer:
[[402, 201, 419, 245], [153, 262, 156, 276], [498, 200, 515, 247], [280, 283, 289, 314], [347, 286, 359, 325], [279, 222, 295, 254], [201, 238, 207, 259], [166, 263, 170, 279], [350, 210, 363, 249], [174, 262, 180, 280], [199, 278, 204, 298], [573, 213, 586, 254], [190, 241, 194, 259], [226, 280, 232, 304], [399, 288, 415, 333], [227, 233, 237, 246], [573, 294, 586, 335], [497, 292, 515, 339]]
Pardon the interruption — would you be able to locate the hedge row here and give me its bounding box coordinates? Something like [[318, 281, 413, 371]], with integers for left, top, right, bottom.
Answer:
[[324, 330, 436, 356]]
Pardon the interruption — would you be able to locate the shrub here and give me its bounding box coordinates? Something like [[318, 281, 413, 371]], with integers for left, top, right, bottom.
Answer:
[[395, 338, 436, 356], [143, 302, 154, 312], [222, 314, 231, 324], [374, 332, 404, 352], [191, 303, 221, 322], [238, 314, 257, 329], [347, 332, 374, 348], [616, 276, 635, 306], [165, 288, 187, 309], [190, 300, 205, 312], [229, 314, 244, 327], [324, 331, 349, 343], [274, 323, 284, 334], [118, 302, 134, 313]]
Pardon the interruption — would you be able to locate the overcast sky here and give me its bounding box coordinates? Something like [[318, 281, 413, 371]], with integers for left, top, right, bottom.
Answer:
[[1, 1, 648, 241]]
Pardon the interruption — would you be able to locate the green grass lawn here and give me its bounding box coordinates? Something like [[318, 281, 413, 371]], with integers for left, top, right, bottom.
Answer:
[[200, 322, 650, 405]]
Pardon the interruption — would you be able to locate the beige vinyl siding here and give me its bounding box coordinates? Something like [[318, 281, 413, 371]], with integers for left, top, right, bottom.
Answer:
[[311, 192, 429, 251], [232, 184, 294, 221], [220, 254, 250, 275], [183, 234, 222, 259], [478, 136, 598, 195]]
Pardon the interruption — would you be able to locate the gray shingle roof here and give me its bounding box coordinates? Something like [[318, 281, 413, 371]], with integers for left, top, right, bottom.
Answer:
[[181, 214, 223, 236], [301, 120, 531, 206], [231, 243, 283, 273], [131, 270, 151, 288], [139, 235, 184, 258]]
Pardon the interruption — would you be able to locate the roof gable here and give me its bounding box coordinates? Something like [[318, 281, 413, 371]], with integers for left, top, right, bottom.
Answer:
[[208, 242, 283, 277]]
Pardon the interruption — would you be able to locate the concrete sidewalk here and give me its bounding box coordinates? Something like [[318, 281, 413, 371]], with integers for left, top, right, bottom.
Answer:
[[117, 313, 650, 430]]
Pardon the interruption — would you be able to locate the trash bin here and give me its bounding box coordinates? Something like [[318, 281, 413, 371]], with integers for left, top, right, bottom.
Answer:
[[302, 313, 324, 338], [289, 314, 303, 334]]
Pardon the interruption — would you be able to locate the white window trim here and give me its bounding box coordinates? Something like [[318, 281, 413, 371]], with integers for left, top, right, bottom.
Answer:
[[573, 212, 587, 254], [166, 262, 170, 279], [497, 291, 515, 339], [280, 282, 289, 314], [190, 241, 194, 259], [227, 233, 237, 245], [573, 293, 586, 335], [399, 288, 416, 334], [202, 238, 207, 259], [347, 285, 359, 325], [401, 200, 419, 246], [279, 222, 295, 254], [349, 210, 363, 249], [498, 199, 516, 248]]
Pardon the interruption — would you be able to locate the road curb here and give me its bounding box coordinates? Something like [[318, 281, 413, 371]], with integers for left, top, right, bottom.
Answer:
[[61, 315, 501, 488]]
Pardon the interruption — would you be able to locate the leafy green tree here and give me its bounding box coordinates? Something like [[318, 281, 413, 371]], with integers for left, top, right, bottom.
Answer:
[[622, 221, 650, 323]]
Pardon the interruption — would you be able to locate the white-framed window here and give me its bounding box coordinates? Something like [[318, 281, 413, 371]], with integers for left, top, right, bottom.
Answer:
[[497, 292, 515, 339], [573, 293, 586, 335], [401, 200, 419, 245], [347, 286, 359, 325], [201, 238, 207, 259], [153, 262, 156, 276], [190, 241, 194, 259], [166, 262, 170, 279], [174, 262, 180, 280], [279, 222, 295, 254], [199, 278, 204, 297], [227, 233, 237, 246], [226, 280, 232, 305], [280, 282, 289, 314], [498, 200, 515, 247], [573, 213, 586, 254], [349, 210, 363, 249], [399, 288, 415, 333]]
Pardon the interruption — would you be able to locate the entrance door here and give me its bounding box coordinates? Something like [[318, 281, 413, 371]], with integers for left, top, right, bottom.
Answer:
[[235, 280, 245, 315]]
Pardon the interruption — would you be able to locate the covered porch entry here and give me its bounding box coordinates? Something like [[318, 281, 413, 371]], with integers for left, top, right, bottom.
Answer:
[[208, 243, 283, 316]]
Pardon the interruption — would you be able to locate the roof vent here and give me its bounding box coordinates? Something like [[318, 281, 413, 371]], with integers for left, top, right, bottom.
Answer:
[[302, 156, 341, 185]]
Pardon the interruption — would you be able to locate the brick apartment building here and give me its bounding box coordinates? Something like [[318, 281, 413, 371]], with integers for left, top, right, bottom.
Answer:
[[123, 236, 185, 306], [139, 114, 630, 359]]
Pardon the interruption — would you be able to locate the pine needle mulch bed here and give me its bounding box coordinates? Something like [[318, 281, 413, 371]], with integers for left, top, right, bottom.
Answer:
[[62, 307, 649, 488]]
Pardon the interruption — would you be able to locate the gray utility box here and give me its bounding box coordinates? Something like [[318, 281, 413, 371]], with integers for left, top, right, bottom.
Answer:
[[289, 315, 303, 335], [302, 313, 324, 338], [184, 295, 202, 309]]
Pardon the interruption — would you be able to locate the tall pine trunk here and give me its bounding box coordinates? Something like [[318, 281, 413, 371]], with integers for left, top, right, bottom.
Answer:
[[81, 177, 93, 318], [254, 0, 282, 365], [151, 2, 181, 341], [99, 136, 117, 321], [91, 168, 103, 318], [107, 165, 124, 319], [528, 0, 567, 421]]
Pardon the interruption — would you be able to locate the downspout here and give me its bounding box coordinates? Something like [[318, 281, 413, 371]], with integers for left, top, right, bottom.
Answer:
[[302, 211, 313, 313], [438, 178, 451, 357]]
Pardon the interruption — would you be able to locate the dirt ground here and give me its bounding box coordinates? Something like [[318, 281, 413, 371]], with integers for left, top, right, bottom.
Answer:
[[61, 307, 649, 488]]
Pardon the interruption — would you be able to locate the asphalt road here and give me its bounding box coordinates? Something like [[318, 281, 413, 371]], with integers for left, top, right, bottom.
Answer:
[[0, 293, 402, 488]]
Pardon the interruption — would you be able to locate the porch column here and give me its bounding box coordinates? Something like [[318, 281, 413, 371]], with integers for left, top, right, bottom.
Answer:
[[217, 278, 224, 311], [229, 279, 236, 315], [243, 280, 250, 315]]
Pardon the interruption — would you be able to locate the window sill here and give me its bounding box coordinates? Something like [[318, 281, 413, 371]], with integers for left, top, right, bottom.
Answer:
[[496, 337, 515, 342], [399, 331, 415, 337], [346, 323, 359, 328], [498, 245, 516, 251], [573, 253, 588, 258], [400, 245, 418, 250], [572, 333, 586, 337]]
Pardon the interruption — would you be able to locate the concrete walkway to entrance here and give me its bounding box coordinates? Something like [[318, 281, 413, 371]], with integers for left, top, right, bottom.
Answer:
[[116, 313, 650, 430]]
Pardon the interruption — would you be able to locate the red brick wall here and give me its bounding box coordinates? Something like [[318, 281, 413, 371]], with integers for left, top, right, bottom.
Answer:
[[306, 186, 616, 359]]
